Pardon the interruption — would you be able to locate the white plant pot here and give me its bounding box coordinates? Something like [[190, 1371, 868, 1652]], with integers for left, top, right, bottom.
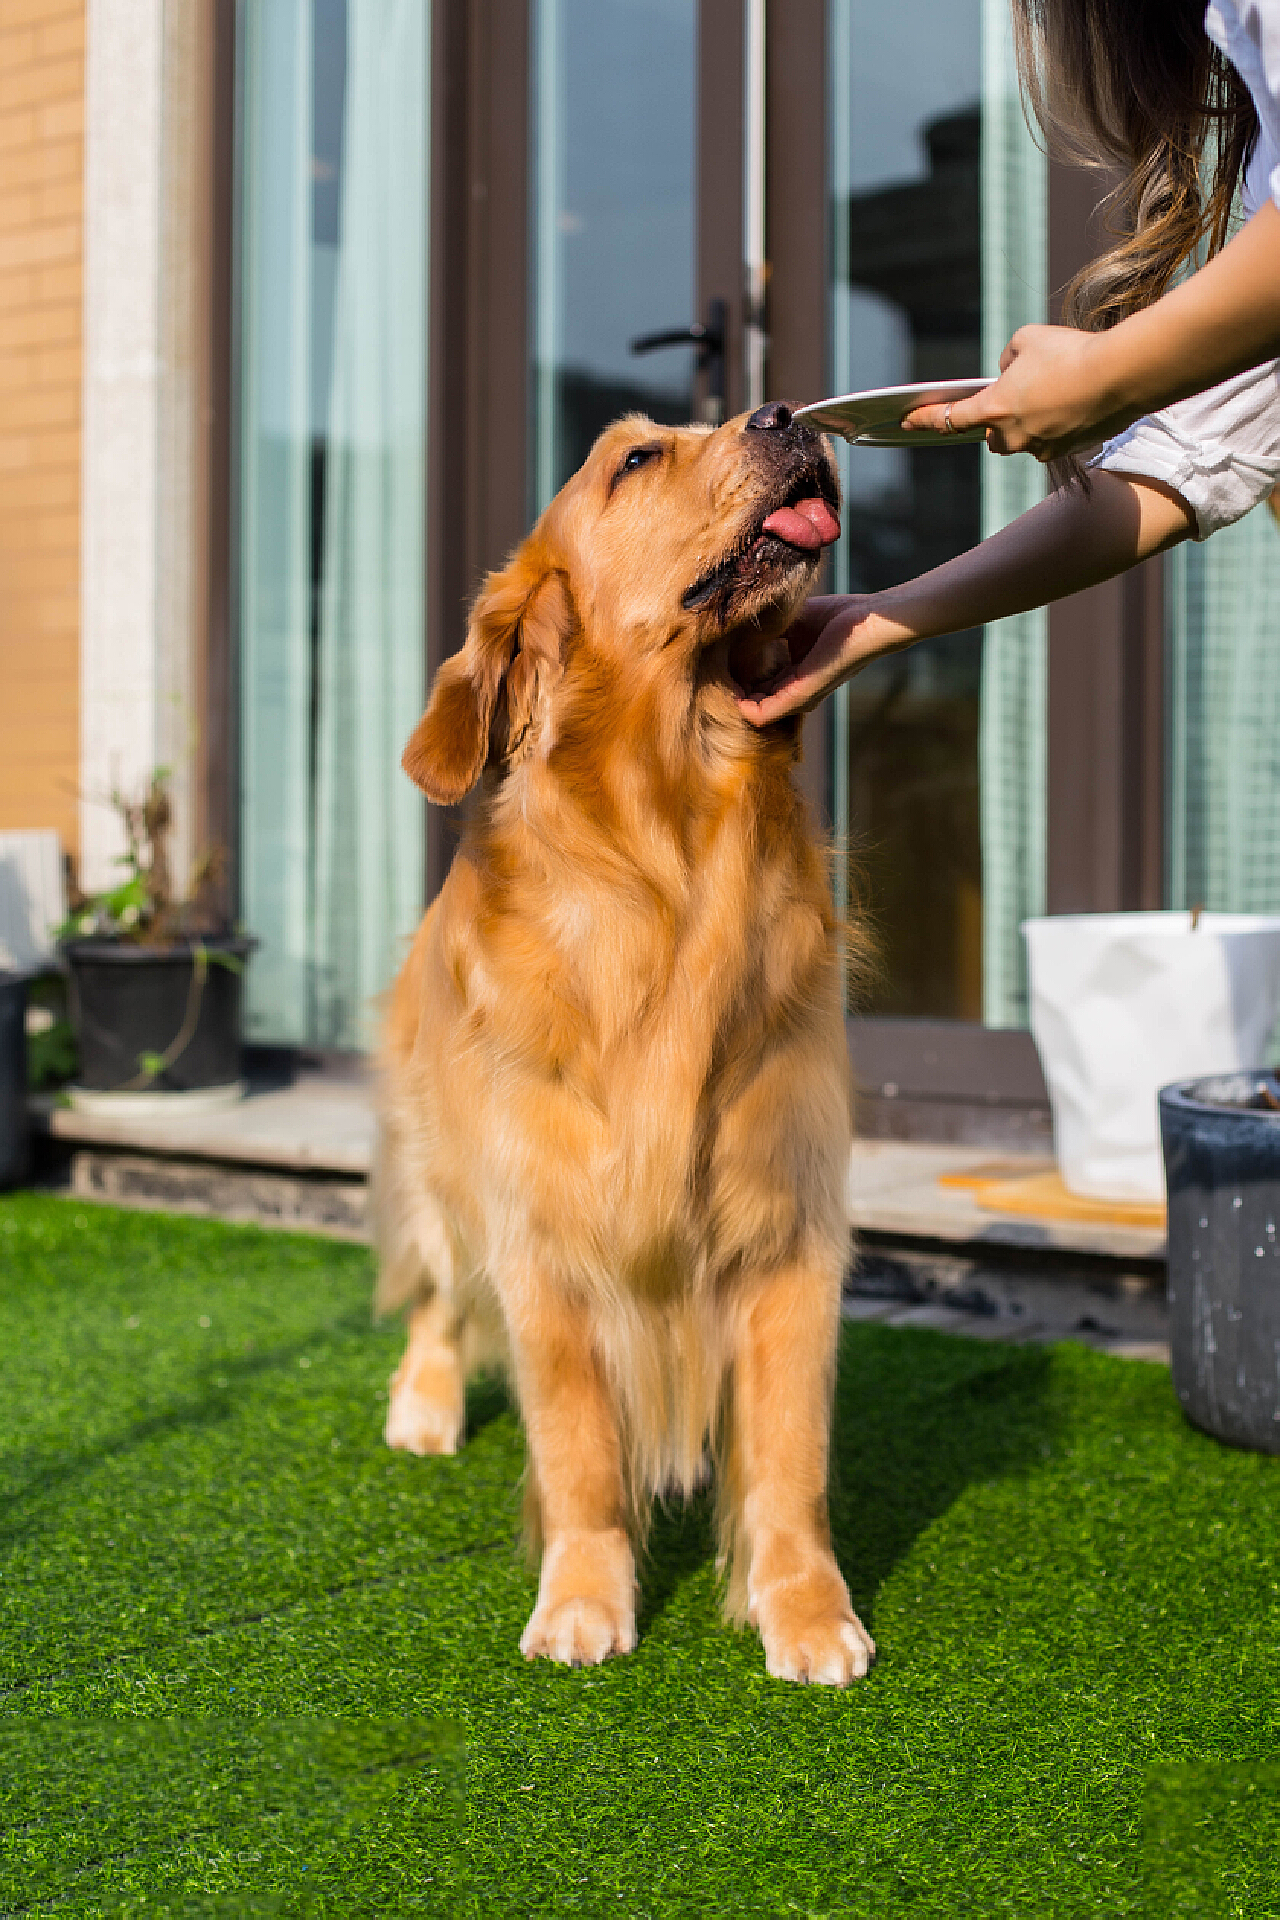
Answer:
[[1023, 912, 1280, 1202]]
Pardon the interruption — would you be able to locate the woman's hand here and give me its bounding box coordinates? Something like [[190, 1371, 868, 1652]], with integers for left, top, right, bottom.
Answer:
[[905, 202, 1280, 460], [736, 595, 891, 724], [902, 324, 1129, 460]]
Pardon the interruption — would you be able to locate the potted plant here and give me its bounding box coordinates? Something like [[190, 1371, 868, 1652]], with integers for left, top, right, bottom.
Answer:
[[1160, 1072, 1280, 1454], [58, 773, 254, 1110]]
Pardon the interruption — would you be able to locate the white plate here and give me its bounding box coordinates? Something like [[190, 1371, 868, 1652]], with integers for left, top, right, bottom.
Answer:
[[68, 1081, 247, 1119], [794, 378, 994, 447]]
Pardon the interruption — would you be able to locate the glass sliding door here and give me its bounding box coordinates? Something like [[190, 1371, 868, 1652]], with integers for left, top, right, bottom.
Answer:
[[237, 0, 428, 1048], [827, 0, 1046, 1023], [977, 0, 1047, 1026], [530, 0, 697, 513], [1166, 506, 1280, 912]]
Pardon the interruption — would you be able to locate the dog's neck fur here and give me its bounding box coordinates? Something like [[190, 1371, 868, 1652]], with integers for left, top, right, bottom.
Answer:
[[481, 624, 803, 903]]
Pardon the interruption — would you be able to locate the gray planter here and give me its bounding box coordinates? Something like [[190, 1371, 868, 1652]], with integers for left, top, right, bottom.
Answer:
[[62, 936, 254, 1094], [1160, 1072, 1280, 1453], [0, 971, 29, 1188]]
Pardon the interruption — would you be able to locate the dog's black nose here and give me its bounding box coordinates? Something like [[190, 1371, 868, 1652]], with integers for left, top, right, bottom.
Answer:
[[745, 401, 793, 432]]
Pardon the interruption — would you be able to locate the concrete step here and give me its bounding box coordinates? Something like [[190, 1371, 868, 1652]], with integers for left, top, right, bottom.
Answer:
[[31, 1065, 374, 1239], [31, 1073, 1171, 1363]]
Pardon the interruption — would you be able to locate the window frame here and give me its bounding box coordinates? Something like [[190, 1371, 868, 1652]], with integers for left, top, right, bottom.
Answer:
[[195, 0, 238, 906], [204, 3, 1164, 1123]]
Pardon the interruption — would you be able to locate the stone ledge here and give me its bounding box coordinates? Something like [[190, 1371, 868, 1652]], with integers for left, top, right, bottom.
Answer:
[[32, 1070, 375, 1178], [33, 1077, 1171, 1271], [66, 1149, 369, 1241]]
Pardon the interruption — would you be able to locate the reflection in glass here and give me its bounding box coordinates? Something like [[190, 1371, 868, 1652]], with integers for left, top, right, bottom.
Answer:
[[531, 0, 697, 512], [1167, 514, 1280, 919], [829, 0, 1047, 1024], [829, 0, 985, 1020]]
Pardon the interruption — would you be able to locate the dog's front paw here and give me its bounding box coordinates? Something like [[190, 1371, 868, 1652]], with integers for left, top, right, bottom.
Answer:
[[520, 1595, 636, 1667], [520, 1527, 637, 1668], [751, 1559, 876, 1686], [760, 1609, 875, 1685], [383, 1369, 463, 1456]]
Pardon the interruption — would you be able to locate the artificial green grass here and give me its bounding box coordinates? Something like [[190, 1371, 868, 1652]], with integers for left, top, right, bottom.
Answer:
[[2, 1193, 1279, 1917]]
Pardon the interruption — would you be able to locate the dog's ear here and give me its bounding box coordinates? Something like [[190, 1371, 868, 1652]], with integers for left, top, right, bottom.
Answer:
[[402, 552, 574, 804]]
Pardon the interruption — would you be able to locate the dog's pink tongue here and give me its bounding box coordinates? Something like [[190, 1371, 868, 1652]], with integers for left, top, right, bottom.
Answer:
[[762, 497, 841, 550]]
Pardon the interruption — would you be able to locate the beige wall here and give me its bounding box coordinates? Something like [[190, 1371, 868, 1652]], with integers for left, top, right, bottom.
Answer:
[[80, 0, 210, 895], [0, 0, 84, 860]]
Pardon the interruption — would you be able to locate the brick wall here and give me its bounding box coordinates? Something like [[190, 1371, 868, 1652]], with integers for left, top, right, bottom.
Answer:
[[0, 0, 84, 859]]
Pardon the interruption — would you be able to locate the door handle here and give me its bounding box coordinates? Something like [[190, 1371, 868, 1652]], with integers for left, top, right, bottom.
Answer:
[[630, 297, 727, 425]]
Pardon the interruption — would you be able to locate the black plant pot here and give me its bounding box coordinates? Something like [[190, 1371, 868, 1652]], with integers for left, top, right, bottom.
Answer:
[[0, 970, 29, 1186], [63, 937, 255, 1095], [1160, 1072, 1280, 1454]]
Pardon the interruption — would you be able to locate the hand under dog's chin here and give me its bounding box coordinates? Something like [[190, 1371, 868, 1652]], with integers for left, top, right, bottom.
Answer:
[[696, 625, 794, 727], [720, 563, 818, 692], [723, 583, 808, 687], [725, 626, 791, 692]]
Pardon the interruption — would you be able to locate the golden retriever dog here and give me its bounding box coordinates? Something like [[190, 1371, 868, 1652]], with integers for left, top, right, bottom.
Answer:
[[374, 401, 874, 1685]]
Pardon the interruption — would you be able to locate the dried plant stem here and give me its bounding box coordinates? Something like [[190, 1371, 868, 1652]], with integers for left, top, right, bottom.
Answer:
[[120, 943, 209, 1092]]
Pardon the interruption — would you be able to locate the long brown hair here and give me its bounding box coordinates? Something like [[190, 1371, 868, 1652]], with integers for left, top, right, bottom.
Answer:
[[1011, 0, 1258, 330]]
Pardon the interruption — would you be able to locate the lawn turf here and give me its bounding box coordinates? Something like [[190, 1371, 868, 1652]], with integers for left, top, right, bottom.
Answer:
[[2, 1192, 1279, 1916]]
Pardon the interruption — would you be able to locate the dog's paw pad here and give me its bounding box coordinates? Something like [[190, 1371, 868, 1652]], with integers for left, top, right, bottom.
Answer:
[[520, 1598, 636, 1669], [383, 1382, 462, 1456], [763, 1613, 875, 1687]]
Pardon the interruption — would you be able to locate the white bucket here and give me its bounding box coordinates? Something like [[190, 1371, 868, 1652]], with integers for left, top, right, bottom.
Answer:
[[1023, 912, 1280, 1201]]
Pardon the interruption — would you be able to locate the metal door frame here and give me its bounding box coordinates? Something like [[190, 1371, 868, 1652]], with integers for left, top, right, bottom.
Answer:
[[417, 3, 1160, 1141]]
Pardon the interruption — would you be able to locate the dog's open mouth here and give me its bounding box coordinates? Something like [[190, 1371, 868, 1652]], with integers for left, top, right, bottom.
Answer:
[[682, 464, 841, 617]]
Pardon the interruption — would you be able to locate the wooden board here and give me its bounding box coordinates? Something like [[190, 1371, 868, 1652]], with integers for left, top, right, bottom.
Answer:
[[939, 1163, 1166, 1231]]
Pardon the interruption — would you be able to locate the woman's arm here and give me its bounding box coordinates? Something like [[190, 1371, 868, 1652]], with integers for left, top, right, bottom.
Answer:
[[738, 471, 1194, 725], [905, 199, 1280, 459]]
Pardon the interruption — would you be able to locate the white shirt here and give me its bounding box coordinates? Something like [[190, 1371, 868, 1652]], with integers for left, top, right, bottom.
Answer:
[[1091, 0, 1280, 537]]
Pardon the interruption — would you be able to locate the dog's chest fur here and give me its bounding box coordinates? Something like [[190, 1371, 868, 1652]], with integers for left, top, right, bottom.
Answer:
[[427, 735, 843, 1295]]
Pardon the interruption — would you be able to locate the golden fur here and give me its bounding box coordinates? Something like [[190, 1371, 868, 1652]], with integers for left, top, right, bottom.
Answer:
[[375, 409, 875, 1684]]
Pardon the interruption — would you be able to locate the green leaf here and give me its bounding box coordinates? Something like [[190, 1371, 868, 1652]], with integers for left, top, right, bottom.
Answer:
[[26, 1019, 77, 1090], [102, 875, 149, 919]]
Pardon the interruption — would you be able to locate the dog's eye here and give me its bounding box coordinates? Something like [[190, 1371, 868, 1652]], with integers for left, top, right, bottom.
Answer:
[[612, 444, 662, 491]]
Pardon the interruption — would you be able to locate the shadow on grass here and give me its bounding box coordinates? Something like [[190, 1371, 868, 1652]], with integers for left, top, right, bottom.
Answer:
[[639, 1488, 717, 1636], [830, 1325, 1057, 1629], [464, 1371, 514, 1440], [637, 1323, 1058, 1642], [0, 1305, 377, 1557], [0, 1392, 239, 1555]]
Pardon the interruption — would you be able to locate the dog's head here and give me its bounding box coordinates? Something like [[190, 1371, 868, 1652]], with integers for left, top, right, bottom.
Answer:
[[403, 405, 840, 805]]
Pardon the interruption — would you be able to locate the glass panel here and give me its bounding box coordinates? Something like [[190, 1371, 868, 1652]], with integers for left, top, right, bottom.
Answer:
[[827, 0, 1046, 1022], [238, 0, 428, 1048], [1166, 507, 1280, 918], [976, 0, 1047, 1027], [531, 0, 697, 513]]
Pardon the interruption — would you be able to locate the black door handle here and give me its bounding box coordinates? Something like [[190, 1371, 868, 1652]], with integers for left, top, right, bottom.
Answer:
[[630, 297, 727, 425]]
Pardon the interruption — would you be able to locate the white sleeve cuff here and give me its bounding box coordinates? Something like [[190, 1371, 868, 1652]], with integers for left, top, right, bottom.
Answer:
[[1090, 359, 1280, 538]]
